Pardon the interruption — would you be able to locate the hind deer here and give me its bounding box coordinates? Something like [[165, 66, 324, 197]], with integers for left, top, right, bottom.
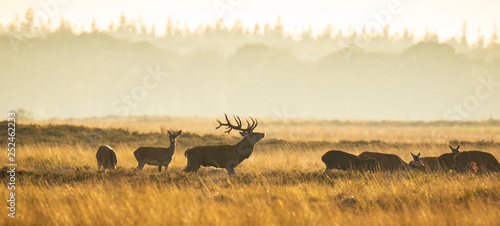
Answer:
[[419, 156, 439, 171], [409, 152, 426, 170], [96, 145, 117, 170], [134, 130, 182, 172], [453, 150, 500, 173], [437, 145, 460, 171], [358, 152, 408, 171], [323, 150, 378, 171], [183, 114, 265, 175]]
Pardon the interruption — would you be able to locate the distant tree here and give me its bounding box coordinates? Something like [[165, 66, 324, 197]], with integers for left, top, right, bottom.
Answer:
[[423, 27, 439, 42], [252, 22, 261, 36], [214, 17, 225, 32], [300, 26, 314, 40], [382, 25, 390, 38], [90, 18, 98, 33], [476, 27, 484, 48], [21, 8, 35, 35], [7, 14, 21, 34], [107, 22, 115, 32], [490, 23, 498, 46], [231, 20, 244, 35], [461, 20, 468, 44], [150, 25, 156, 37], [164, 17, 173, 36], [57, 17, 73, 33], [319, 23, 333, 39], [274, 15, 284, 37], [118, 13, 127, 31]]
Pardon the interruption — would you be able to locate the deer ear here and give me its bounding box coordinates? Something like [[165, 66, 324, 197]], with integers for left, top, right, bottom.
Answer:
[[457, 145, 460, 149], [168, 130, 172, 135], [178, 130, 182, 135], [449, 145, 453, 149], [418, 152, 421, 157], [411, 152, 415, 157]]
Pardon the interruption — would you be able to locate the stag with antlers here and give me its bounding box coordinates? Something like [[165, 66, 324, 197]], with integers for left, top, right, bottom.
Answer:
[[183, 114, 265, 174]]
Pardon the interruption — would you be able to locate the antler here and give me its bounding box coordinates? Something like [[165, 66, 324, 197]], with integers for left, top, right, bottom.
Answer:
[[216, 114, 258, 134]]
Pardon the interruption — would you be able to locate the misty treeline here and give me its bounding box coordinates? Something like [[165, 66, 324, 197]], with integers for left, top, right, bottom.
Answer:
[[1, 9, 500, 120], [2, 9, 500, 58]]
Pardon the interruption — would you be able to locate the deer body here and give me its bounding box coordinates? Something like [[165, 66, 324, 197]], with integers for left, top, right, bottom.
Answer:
[[437, 145, 460, 171], [322, 150, 377, 171], [420, 157, 439, 171], [134, 130, 181, 172], [453, 151, 500, 173], [96, 145, 117, 170], [183, 114, 264, 175], [358, 152, 408, 171]]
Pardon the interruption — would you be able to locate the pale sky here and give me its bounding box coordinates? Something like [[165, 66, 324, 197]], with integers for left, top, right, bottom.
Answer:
[[0, 0, 499, 42]]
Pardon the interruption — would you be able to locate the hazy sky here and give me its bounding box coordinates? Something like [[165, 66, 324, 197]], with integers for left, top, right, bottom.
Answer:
[[1, 0, 499, 42]]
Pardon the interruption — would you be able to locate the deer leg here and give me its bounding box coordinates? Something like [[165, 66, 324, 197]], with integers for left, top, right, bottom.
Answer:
[[182, 160, 192, 173], [164, 158, 172, 172], [136, 162, 145, 171], [192, 164, 200, 173], [226, 161, 237, 175], [226, 167, 236, 175], [158, 165, 162, 172]]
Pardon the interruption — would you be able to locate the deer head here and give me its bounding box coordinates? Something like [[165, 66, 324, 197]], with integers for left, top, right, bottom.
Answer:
[[167, 130, 182, 143], [409, 152, 425, 169], [449, 145, 460, 153], [216, 114, 265, 144]]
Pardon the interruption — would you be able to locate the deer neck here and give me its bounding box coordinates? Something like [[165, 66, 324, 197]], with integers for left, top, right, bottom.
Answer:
[[235, 137, 255, 156], [167, 140, 176, 156]]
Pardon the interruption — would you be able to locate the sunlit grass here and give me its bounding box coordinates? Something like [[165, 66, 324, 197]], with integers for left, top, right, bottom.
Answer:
[[1, 120, 500, 225]]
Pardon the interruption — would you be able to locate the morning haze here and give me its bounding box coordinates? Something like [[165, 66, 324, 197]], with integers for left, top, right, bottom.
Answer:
[[0, 1, 499, 120]]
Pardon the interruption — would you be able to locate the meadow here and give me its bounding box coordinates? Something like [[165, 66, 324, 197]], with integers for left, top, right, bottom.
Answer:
[[1, 117, 500, 225]]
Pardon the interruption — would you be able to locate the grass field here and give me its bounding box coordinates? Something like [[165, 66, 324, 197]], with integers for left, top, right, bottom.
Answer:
[[1, 118, 500, 225]]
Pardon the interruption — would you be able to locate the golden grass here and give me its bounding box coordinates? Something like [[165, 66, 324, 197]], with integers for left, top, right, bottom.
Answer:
[[2, 119, 500, 225], [30, 116, 500, 142]]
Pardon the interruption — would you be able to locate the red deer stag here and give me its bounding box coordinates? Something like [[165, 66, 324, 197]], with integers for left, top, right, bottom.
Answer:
[[323, 150, 377, 171], [134, 130, 182, 172], [96, 145, 117, 170], [358, 152, 408, 171], [437, 145, 460, 171], [453, 151, 500, 173], [183, 114, 265, 175]]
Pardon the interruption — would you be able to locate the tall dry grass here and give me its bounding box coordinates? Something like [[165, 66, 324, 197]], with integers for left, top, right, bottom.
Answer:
[[2, 120, 500, 225]]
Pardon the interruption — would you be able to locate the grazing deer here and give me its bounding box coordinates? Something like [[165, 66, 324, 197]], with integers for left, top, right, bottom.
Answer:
[[96, 145, 117, 170], [134, 130, 182, 172], [323, 150, 378, 171], [183, 114, 265, 175], [453, 151, 500, 173], [437, 145, 460, 171], [358, 152, 408, 171], [409, 152, 426, 170], [419, 156, 439, 171]]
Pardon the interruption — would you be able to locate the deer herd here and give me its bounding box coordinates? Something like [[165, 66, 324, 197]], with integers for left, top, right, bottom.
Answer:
[[95, 114, 500, 174]]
